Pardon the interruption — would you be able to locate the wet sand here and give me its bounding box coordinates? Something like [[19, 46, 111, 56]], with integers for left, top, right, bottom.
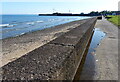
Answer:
[[1, 19, 88, 67]]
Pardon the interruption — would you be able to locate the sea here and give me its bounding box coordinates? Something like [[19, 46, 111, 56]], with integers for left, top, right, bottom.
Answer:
[[0, 15, 91, 39]]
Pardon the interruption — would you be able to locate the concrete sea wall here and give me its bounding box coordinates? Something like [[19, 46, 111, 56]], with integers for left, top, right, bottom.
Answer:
[[1, 17, 97, 81]]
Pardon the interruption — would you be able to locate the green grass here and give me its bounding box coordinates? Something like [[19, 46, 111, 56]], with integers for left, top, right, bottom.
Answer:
[[107, 15, 120, 27]]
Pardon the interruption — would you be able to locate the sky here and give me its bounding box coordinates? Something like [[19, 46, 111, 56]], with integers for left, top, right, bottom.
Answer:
[[0, 0, 119, 14]]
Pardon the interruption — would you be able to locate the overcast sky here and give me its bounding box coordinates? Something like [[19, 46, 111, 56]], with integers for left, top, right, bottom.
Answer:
[[0, 0, 119, 14]]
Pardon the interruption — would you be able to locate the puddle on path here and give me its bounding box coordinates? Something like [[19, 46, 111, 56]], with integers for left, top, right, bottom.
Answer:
[[79, 28, 106, 80]]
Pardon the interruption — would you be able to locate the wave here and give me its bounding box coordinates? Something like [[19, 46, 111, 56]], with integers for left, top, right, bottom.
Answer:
[[20, 32, 25, 35], [26, 21, 44, 25], [26, 22, 35, 25], [48, 19, 55, 22], [0, 24, 10, 27], [36, 21, 44, 23], [7, 25, 14, 27], [15, 32, 25, 37], [0, 23, 18, 28]]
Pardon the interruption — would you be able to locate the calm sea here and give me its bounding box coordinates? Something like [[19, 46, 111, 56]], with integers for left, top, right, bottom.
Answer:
[[0, 15, 90, 39]]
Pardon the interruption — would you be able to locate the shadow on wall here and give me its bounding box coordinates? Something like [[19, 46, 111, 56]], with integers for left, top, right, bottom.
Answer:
[[73, 31, 96, 80]]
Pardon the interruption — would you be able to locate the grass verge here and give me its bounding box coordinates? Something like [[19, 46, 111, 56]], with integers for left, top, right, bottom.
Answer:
[[106, 15, 120, 27]]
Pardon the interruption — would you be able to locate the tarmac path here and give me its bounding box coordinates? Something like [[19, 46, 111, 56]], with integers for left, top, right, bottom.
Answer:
[[80, 17, 118, 80]]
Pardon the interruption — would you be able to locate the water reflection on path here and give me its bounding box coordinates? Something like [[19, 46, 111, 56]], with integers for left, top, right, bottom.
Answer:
[[79, 28, 106, 80]]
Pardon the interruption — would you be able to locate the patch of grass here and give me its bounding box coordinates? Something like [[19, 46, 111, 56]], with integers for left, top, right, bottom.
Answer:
[[106, 15, 120, 27]]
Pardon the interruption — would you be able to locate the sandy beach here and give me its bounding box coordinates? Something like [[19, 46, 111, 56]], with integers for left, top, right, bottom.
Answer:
[[1, 19, 89, 67]]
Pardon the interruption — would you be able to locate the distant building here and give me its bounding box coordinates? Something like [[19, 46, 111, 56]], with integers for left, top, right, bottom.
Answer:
[[112, 13, 116, 15]]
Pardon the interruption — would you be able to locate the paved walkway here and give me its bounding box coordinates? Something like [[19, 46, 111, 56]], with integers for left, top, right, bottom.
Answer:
[[80, 17, 118, 80]]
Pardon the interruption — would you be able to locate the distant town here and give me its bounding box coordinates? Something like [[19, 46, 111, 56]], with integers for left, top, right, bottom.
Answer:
[[39, 10, 120, 16]]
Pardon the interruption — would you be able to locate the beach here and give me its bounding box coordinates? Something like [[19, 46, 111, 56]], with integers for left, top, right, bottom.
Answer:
[[1, 19, 88, 67]]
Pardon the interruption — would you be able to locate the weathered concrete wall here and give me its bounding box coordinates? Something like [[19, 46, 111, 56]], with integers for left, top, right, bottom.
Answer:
[[1, 17, 97, 81]]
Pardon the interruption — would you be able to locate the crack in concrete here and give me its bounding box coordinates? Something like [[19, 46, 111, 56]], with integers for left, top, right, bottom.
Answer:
[[50, 43, 75, 48]]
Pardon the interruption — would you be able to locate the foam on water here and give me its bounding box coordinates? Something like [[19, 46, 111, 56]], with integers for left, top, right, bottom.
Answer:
[[0, 24, 18, 28], [0, 24, 9, 27], [26, 22, 35, 25], [20, 32, 25, 35], [36, 21, 44, 23]]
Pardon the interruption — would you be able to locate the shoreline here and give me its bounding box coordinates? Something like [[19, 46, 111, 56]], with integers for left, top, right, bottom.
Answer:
[[1, 18, 90, 40], [1, 18, 90, 67]]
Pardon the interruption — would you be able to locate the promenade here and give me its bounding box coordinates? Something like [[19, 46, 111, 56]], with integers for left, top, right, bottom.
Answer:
[[1, 17, 118, 80], [80, 17, 118, 80]]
